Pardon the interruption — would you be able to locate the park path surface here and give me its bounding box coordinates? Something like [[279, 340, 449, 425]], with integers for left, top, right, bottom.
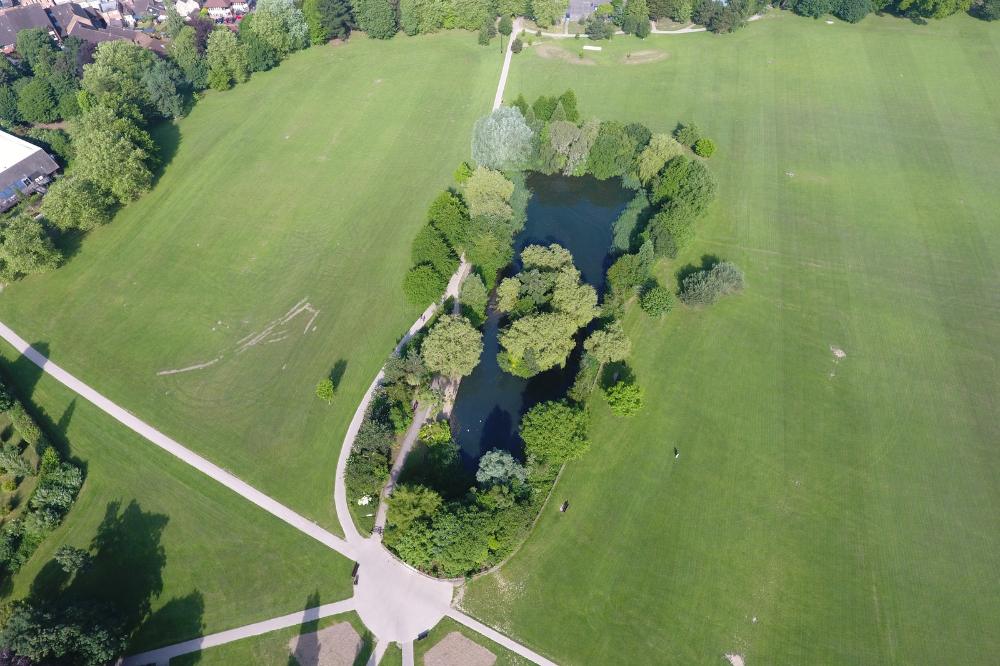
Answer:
[[493, 20, 521, 109], [373, 404, 432, 537]]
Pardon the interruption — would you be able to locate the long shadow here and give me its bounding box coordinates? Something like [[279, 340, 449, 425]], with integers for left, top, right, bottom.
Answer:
[[287, 590, 321, 666], [329, 360, 348, 393], [66, 500, 169, 637], [149, 120, 182, 186], [675, 253, 721, 287], [2, 342, 49, 403], [142, 591, 206, 666]]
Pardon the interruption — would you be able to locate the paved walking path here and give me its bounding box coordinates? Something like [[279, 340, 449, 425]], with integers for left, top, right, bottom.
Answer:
[[402, 640, 415, 666], [0, 322, 355, 560], [448, 611, 559, 666], [117, 599, 357, 666], [373, 404, 432, 537], [493, 20, 520, 109]]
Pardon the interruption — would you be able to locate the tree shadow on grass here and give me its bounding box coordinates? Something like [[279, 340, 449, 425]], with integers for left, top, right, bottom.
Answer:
[[287, 591, 321, 666], [140, 591, 206, 665], [675, 254, 721, 287], [328, 360, 348, 392], [149, 120, 182, 186]]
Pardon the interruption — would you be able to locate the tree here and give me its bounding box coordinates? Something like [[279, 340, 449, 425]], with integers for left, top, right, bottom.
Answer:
[[54, 546, 92, 573], [0, 215, 62, 282], [636, 15, 652, 36], [498, 14, 513, 52], [15, 28, 57, 75], [982, 0, 1000, 19], [453, 0, 494, 29], [257, 0, 311, 50], [583, 320, 631, 389], [1, 598, 127, 666], [679, 261, 745, 306], [421, 315, 484, 380], [605, 380, 643, 417], [586, 128, 637, 180], [142, 58, 186, 118], [356, 0, 398, 37], [674, 121, 701, 146], [676, 159, 719, 215], [520, 400, 590, 463], [427, 190, 469, 248], [16, 78, 57, 123], [471, 107, 533, 171], [71, 106, 155, 203], [168, 26, 209, 89], [162, 5, 186, 36], [836, 0, 871, 21], [511, 36, 523, 52], [640, 282, 675, 316], [454, 162, 473, 183], [316, 378, 335, 403], [558, 88, 580, 122], [496, 276, 521, 312], [636, 134, 683, 184], [315, 0, 355, 38], [411, 225, 459, 277], [465, 167, 515, 219], [531, 0, 569, 26], [207, 28, 250, 87], [625, 0, 650, 29], [476, 449, 529, 486], [531, 94, 558, 122], [793, 0, 836, 15], [0, 85, 20, 126], [693, 137, 716, 157], [402, 265, 448, 306], [386, 484, 442, 532], [40, 178, 114, 231], [460, 273, 488, 317]]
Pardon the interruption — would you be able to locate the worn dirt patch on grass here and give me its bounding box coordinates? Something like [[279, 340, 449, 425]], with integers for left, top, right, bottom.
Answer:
[[288, 622, 363, 666], [621, 50, 669, 64], [534, 43, 597, 65], [423, 632, 497, 666]]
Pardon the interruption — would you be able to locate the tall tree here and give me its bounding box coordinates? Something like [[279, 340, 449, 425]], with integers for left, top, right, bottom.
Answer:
[[421, 316, 484, 380], [583, 320, 631, 390], [0, 598, 128, 666], [355, 0, 398, 37], [71, 106, 155, 203], [471, 106, 533, 171], [519, 400, 590, 463]]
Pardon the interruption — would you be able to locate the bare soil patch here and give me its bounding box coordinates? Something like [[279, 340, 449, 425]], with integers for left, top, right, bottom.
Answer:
[[288, 622, 363, 666], [423, 632, 497, 666], [534, 43, 597, 65], [725, 655, 745, 666], [621, 50, 669, 64]]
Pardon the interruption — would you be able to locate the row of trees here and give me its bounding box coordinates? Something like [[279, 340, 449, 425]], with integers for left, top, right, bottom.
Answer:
[[357, 0, 570, 39]]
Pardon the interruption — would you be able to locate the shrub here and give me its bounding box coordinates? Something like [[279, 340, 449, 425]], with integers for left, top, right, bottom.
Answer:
[[640, 283, 675, 316], [402, 265, 448, 307], [54, 545, 92, 573], [605, 380, 644, 417], [511, 37, 523, 52], [476, 449, 529, 487], [693, 137, 716, 157], [0, 387, 11, 413], [0, 481, 16, 493], [679, 261, 746, 306], [674, 121, 701, 146]]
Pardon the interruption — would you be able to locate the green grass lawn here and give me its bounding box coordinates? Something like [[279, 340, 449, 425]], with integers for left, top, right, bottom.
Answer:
[[169, 610, 373, 665], [461, 11, 1000, 666], [0, 347, 354, 653], [0, 30, 500, 536]]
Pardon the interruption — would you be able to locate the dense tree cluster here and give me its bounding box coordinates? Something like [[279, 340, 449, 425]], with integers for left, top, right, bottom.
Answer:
[[402, 192, 467, 306], [678, 260, 746, 306], [496, 244, 598, 378]]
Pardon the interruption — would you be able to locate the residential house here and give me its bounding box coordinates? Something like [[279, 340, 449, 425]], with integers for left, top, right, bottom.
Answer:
[[0, 5, 57, 52], [171, 0, 200, 16], [0, 130, 59, 213]]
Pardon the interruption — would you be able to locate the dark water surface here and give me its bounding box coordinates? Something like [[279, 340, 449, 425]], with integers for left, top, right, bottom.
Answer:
[[450, 173, 631, 467]]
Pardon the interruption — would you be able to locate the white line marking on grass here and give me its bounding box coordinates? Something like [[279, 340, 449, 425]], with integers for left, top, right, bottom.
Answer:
[[156, 358, 220, 375]]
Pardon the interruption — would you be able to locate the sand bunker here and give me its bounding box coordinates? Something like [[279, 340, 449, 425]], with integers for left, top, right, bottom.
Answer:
[[621, 50, 669, 64], [423, 632, 497, 666], [534, 43, 596, 65], [288, 622, 363, 666], [725, 655, 745, 666]]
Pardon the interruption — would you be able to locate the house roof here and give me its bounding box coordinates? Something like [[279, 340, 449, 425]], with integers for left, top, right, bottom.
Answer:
[[46, 2, 94, 38], [204, 0, 230, 8], [0, 131, 59, 195], [67, 20, 135, 43], [0, 5, 55, 48]]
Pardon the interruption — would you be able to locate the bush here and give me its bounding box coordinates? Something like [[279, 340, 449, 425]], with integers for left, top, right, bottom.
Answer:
[[402, 265, 448, 307], [640, 283, 675, 316], [679, 261, 745, 306], [511, 37, 523, 52], [476, 449, 529, 487], [0, 388, 11, 413], [454, 162, 473, 183], [693, 137, 716, 157], [0, 481, 15, 494], [605, 380, 644, 417], [316, 379, 335, 403], [674, 121, 701, 146]]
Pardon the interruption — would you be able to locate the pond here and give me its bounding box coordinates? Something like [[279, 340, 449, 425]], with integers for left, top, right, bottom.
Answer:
[[449, 173, 633, 468]]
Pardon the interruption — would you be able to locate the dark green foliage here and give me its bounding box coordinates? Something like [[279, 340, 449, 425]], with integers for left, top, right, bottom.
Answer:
[[625, 122, 652, 150], [0, 56, 19, 87], [54, 545, 93, 573], [478, 22, 492, 44], [559, 89, 580, 122], [793, 0, 836, 15], [674, 121, 701, 147], [640, 281, 675, 316], [402, 265, 448, 307], [427, 190, 470, 249], [531, 94, 558, 122], [1, 597, 128, 666], [651, 155, 688, 204], [605, 380, 643, 417], [567, 352, 601, 404], [693, 137, 716, 157], [464, 215, 514, 290], [15, 28, 58, 75], [676, 159, 719, 215], [238, 19, 281, 72], [679, 260, 746, 306], [24, 128, 73, 163], [355, 0, 398, 38], [636, 15, 652, 36], [511, 37, 523, 52], [836, 0, 871, 20], [0, 442, 33, 478], [499, 14, 514, 36], [586, 15, 613, 38], [0, 387, 11, 413], [982, 0, 1000, 19], [0, 85, 20, 125], [649, 199, 695, 252], [314, 0, 355, 38], [142, 58, 186, 119], [411, 226, 459, 277], [16, 78, 57, 123], [0, 214, 62, 283], [587, 122, 638, 180]]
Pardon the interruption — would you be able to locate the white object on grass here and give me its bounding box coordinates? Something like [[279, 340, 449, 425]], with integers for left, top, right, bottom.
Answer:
[[583, 45, 602, 51]]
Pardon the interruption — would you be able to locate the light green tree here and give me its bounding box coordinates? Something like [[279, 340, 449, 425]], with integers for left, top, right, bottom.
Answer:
[[520, 400, 590, 463], [465, 167, 514, 219], [583, 320, 631, 390], [636, 134, 683, 184], [207, 29, 250, 85], [605, 380, 644, 417], [316, 378, 335, 403], [421, 316, 484, 380]]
